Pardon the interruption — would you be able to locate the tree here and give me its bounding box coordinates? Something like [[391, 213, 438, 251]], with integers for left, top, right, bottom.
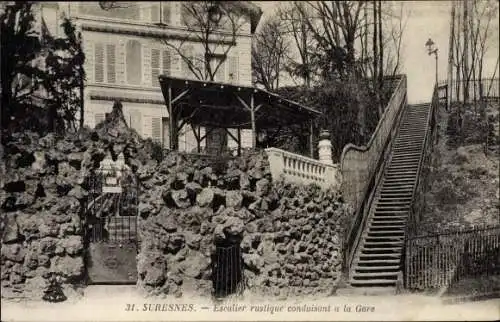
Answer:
[[252, 17, 290, 90], [160, 1, 251, 82], [278, 2, 316, 87], [1, 2, 85, 136]]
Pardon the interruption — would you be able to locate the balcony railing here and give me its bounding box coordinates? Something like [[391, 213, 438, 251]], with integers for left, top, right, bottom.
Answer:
[[265, 147, 341, 189]]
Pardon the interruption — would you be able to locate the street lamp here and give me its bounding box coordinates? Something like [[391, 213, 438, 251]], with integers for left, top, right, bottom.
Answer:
[[425, 38, 438, 85], [208, 3, 223, 24]]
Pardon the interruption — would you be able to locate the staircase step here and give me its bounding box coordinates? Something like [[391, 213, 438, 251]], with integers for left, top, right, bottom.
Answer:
[[361, 246, 402, 253], [350, 279, 397, 287], [355, 265, 400, 272], [352, 271, 400, 279], [366, 230, 405, 236], [363, 241, 404, 248], [368, 225, 405, 230], [365, 235, 404, 241], [356, 258, 401, 266]]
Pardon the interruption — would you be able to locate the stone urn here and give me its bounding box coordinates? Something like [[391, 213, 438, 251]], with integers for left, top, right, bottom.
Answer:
[[318, 130, 333, 165]]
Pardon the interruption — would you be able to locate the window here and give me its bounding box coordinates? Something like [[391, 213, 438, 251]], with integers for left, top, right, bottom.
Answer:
[[94, 43, 116, 84], [212, 58, 226, 82], [126, 40, 142, 85], [129, 110, 142, 135], [106, 44, 116, 83], [228, 56, 239, 83], [151, 48, 171, 87], [150, 2, 171, 24], [95, 113, 105, 127], [94, 44, 104, 83], [152, 117, 162, 143]]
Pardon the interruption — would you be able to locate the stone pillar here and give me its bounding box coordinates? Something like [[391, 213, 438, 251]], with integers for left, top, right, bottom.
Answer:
[[318, 130, 333, 165]]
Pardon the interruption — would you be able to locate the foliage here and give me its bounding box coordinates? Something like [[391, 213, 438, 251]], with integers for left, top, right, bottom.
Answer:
[[252, 17, 290, 90], [276, 77, 379, 160], [0, 2, 85, 138]]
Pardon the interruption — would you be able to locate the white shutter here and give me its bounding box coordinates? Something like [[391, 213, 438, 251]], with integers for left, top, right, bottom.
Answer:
[[130, 110, 143, 135], [215, 59, 226, 82], [194, 53, 204, 79], [150, 3, 160, 23], [106, 44, 116, 83], [181, 46, 193, 78], [95, 113, 105, 127], [162, 49, 171, 76], [152, 117, 162, 143], [151, 48, 160, 87], [161, 2, 171, 24], [228, 56, 239, 83], [94, 43, 104, 83]]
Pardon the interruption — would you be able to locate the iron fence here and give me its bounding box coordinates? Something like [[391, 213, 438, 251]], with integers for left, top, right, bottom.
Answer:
[[404, 225, 500, 290], [439, 78, 499, 104], [212, 243, 245, 298]]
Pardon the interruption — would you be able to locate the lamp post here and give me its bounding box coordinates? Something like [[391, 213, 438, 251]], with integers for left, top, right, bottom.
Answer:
[[425, 38, 439, 85]]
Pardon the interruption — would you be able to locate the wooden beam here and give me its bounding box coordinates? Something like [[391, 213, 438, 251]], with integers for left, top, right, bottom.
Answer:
[[250, 93, 256, 149], [167, 85, 177, 150], [235, 94, 251, 111], [171, 89, 190, 105], [237, 128, 241, 156], [199, 126, 217, 142], [255, 103, 264, 112]]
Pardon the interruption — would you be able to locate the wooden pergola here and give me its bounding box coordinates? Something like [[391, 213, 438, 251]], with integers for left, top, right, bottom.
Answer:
[[159, 76, 322, 157]]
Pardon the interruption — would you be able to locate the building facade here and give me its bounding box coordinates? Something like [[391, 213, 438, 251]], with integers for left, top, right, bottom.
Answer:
[[41, 2, 260, 152]]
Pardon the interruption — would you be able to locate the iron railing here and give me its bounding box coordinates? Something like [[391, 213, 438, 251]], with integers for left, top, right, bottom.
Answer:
[[340, 75, 407, 277], [404, 225, 500, 290], [401, 82, 440, 287], [212, 243, 245, 298]]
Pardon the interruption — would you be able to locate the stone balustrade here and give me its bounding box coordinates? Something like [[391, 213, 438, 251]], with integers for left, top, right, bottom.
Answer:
[[265, 147, 341, 189]]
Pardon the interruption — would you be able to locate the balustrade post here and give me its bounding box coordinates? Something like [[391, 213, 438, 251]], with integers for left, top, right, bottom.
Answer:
[[318, 130, 333, 165]]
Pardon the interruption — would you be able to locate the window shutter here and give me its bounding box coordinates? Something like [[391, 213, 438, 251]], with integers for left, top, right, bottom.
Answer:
[[228, 56, 239, 83], [194, 53, 204, 79], [181, 47, 193, 78], [129, 110, 143, 135], [161, 3, 171, 24], [150, 3, 160, 23], [151, 48, 160, 87], [95, 113, 105, 127], [126, 40, 142, 85], [94, 43, 104, 83], [152, 117, 162, 143], [215, 59, 226, 82], [162, 50, 171, 76], [106, 44, 116, 83]]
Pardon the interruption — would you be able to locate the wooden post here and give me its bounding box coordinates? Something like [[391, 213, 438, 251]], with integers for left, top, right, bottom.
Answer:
[[168, 85, 175, 150], [237, 128, 241, 156], [250, 93, 256, 149]]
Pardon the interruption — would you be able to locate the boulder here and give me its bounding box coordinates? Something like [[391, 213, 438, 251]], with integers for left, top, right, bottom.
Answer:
[[171, 189, 191, 209], [243, 253, 264, 273], [52, 256, 84, 279], [196, 188, 214, 207], [1, 244, 25, 262], [255, 178, 270, 197], [2, 216, 21, 244], [225, 191, 243, 209], [61, 236, 83, 256]]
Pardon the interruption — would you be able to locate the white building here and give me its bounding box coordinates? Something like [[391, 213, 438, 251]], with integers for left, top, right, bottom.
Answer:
[[40, 1, 261, 151]]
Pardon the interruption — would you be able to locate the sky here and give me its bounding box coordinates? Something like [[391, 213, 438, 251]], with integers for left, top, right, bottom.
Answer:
[[253, 1, 499, 104]]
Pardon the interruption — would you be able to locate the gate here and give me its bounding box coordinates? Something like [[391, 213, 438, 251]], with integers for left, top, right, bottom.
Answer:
[[84, 154, 139, 285], [212, 241, 245, 298]]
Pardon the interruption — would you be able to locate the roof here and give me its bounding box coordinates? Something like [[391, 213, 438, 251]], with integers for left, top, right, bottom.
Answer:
[[159, 76, 322, 130]]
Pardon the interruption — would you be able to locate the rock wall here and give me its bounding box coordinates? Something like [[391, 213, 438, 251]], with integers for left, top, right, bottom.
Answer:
[[1, 102, 352, 300], [0, 102, 158, 299], [137, 150, 352, 298]]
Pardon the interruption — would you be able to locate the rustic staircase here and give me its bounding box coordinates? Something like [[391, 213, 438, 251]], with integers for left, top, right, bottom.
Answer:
[[349, 103, 431, 288]]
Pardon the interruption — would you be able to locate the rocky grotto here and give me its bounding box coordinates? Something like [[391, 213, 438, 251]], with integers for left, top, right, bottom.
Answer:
[[0, 103, 352, 300]]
